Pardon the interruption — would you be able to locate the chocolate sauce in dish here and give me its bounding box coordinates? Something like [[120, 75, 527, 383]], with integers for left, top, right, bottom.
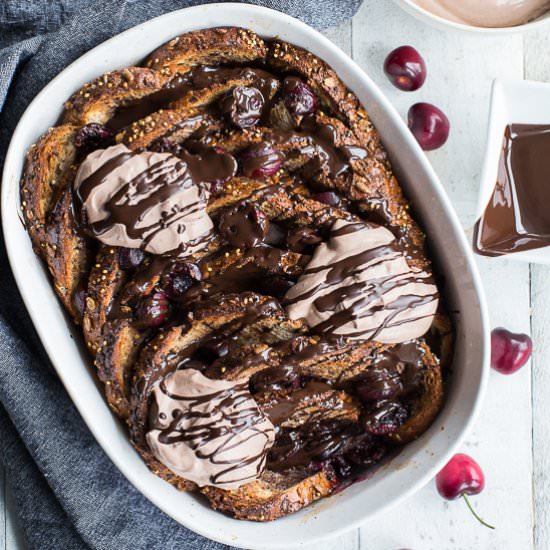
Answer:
[[474, 123, 550, 257]]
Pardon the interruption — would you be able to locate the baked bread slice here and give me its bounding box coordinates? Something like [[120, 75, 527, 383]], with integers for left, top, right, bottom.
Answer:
[[144, 27, 268, 76]]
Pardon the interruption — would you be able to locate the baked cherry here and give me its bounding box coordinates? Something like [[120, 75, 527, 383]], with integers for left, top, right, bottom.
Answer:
[[313, 191, 341, 206], [135, 291, 170, 328], [408, 102, 450, 151], [241, 142, 284, 178], [345, 435, 386, 467], [118, 247, 145, 271], [283, 77, 317, 116], [162, 262, 202, 299], [150, 137, 181, 155], [220, 85, 264, 129], [250, 365, 301, 394], [436, 453, 494, 529], [74, 123, 115, 155], [384, 46, 427, 91], [362, 400, 408, 435], [491, 327, 532, 375], [219, 202, 269, 248], [356, 366, 403, 401]]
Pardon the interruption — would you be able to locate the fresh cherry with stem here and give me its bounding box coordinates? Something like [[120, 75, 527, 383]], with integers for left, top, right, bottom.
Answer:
[[436, 453, 494, 529]]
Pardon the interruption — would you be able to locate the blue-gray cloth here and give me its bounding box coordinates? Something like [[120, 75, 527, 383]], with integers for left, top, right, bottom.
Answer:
[[0, 1, 363, 549]]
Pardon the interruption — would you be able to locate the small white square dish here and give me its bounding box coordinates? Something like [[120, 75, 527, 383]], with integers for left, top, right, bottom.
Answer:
[[1, 3, 489, 549], [476, 79, 550, 264]]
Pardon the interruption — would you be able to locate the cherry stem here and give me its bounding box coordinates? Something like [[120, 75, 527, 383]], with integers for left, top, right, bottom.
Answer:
[[462, 494, 495, 530]]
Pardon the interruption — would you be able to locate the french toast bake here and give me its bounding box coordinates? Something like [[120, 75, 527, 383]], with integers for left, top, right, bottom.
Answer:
[[20, 26, 452, 521]]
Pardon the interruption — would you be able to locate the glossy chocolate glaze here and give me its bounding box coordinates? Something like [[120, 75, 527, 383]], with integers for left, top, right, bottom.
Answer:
[[474, 123, 550, 256], [218, 202, 270, 248], [108, 66, 279, 131]]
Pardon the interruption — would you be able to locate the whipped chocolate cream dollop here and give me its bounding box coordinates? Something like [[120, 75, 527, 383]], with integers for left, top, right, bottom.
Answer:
[[73, 144, 231, 256], [414, 0, 550, 28], [146, 369, 275, 489], [284, 220, 438, 343]]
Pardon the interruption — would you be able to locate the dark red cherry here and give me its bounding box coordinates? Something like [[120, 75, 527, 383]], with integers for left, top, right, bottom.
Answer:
[[220, 86, 264, 129], [75, 123, 115, 155], [345, 435, 386, 467], [150, 137, 182, 155], [118, 247, 145, 271], [161, 262, 202, 299], [491, 327, 532, 375], [362, 400, 408, 435], [408, 102, 450, 151], [436, 453, 494, 529], [283, 77, 317, 116], [250, 365, 301, 394], [436, 453, 484, 500], [219, 202, 269, 248], [384, 46, 427, 91], [241, 142, 284, 178], [355, 366, 403, 401], [135, 291, 170, 328], [313, 191, 341, 206], [330, 455, 353, 479]]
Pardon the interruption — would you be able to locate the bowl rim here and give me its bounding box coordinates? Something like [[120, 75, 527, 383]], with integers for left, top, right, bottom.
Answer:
[[1, 3, 490, 548], [395, 0, 550, 34]]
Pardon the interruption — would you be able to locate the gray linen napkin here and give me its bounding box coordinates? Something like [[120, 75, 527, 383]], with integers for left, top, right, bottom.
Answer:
[[0, 1, 363, 548]]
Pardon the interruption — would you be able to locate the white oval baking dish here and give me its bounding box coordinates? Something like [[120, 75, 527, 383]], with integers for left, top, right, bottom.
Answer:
[[1, 4, 489, 549]]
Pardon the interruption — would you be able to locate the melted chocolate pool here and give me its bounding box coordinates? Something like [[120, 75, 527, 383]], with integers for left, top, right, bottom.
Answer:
[[474, 123, 550, 256]]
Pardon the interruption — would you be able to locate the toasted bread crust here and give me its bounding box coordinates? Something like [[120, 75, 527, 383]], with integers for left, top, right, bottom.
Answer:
[[144, 27, 267, 76], [202, 469, 337, 521], [20, 124, 78, 256], [63, 68, 169, 126]]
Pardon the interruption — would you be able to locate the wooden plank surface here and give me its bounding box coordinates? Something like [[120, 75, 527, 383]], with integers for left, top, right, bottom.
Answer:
[[523, 26, 550, 550], [2, 3, 547, 550]]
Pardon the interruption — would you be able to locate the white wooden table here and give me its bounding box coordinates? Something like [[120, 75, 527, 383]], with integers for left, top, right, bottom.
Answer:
[[2, 1, 549, 548]]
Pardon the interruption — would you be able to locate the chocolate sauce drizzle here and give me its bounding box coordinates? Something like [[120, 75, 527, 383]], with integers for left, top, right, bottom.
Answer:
[[108, 66, 279, 131]]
